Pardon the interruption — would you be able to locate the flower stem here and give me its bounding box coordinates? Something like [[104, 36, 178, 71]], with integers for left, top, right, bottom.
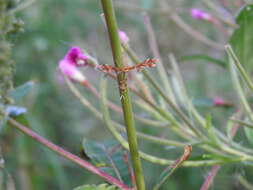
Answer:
[[100, 0, 145, 189]]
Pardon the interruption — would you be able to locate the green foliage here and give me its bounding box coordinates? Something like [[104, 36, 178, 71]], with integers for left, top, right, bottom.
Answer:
[[74, 184, 118, 190], [5, 0, 253, 190], [230, 4, 253, 72], [83, 140, 132, 186]]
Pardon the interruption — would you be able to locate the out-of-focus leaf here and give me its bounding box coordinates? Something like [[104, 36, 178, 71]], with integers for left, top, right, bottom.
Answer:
[[230, 4, 253, 71], [179, 54, 227, 68], [9, 81, 35, 102], [82, 140, 132, 186], [141, 0, 154, 10], [74, 184, 117, 190]]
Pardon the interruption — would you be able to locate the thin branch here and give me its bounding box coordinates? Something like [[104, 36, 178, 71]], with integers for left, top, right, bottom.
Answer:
[[237, 174, 253, 190], [101, 0, 146, 188], [225, 45, 253, 93], [8, 118, 131, 190], [200, 165, 221, 190], [153, 146, 192, 190], [170, 13, 224, 50], [143, 13, 176, 104]]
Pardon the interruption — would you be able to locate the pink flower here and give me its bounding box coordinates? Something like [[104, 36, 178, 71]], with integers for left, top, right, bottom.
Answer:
[[58, 58, 87, 84], [190, 8, 212, 21], [64, 46, 89, 67], [213, 96, 225, 106], [119, 30, 129, 44]]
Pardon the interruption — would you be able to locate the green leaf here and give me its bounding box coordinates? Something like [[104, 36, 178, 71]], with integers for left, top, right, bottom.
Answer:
[[179, 54, 227, 68], [74, 184, 117, 190], [82, 140, 132, 186], [230, 4, 253, 71], [9, 81, 35, 102]]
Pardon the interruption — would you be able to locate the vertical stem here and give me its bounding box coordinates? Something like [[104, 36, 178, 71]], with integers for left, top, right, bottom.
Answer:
[[100, 0, 145, 189]]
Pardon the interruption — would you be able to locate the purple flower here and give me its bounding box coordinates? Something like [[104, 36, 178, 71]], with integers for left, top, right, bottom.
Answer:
[[190, 8, 212, 21], [58, 58, 87, 84], [64, 46, 89, 67], [119, 30, 129, 44]]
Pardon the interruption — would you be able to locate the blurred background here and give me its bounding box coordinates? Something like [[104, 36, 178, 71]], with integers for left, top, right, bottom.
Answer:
[[2, 0, 252, 189]]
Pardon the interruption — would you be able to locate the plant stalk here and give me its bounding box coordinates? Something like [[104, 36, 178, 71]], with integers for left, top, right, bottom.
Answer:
[[100, 0, 145, 189]]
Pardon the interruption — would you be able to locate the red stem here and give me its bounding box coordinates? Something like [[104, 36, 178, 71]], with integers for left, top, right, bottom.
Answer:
[[8, 118, 131, 190], [200, 165, 221, 190]]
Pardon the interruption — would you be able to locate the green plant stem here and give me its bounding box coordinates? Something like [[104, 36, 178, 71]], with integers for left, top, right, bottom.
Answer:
[[99, 79, 226, 167], [143, 14, 176, 104], [64, 76, 183, 147], [122, 44, 252, 160], [237, 175, 253, 190], [231, 119, 253, 129], [85, 80, 165, 128], [228, 52, 253, 121], [65, 60, 253, 166], [225, 45, 253, 93], [122, 43, 203, 138], [202, 0, 238, 28], [101, 1, 145, 189]]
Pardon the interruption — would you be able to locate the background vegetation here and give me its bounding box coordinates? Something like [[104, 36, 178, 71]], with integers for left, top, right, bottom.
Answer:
[[2, 0, 253, 189]]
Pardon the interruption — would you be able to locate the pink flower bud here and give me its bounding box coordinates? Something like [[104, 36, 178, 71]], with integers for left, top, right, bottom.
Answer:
[[213, 96, 225, 106], [64, 46, 89, 67], [58, 59, 87, 84], [190, 8, 212, 21], [119, 30, 129, 44]]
